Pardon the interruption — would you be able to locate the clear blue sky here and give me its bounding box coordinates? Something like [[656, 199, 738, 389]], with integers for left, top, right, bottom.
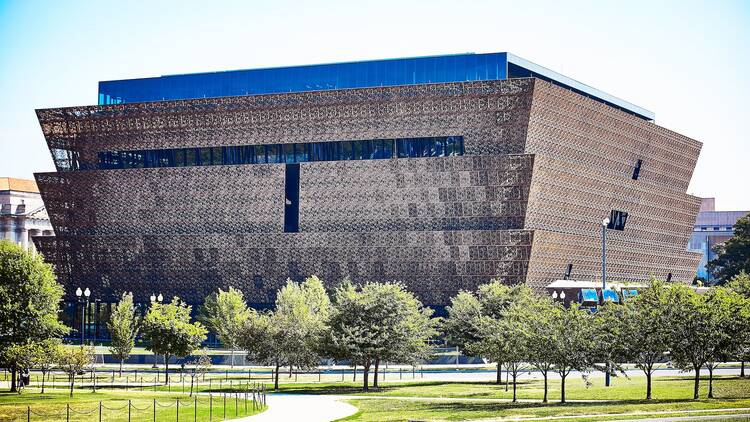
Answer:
[[1, 0, 748, 209]]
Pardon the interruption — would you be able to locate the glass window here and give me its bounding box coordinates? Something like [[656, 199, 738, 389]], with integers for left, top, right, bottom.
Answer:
[[211, 147, 223, 165], [283, 143, 295, 163], [266, 145, 280, 163], [174, 149, 186, 167], [254, 145, 266, 164], [199, 148, 211, 166], [185, 148, 197, 166]]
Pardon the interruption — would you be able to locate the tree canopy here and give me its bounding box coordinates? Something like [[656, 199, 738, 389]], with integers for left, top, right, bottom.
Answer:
[[709, 213, 750, 282], [142, 297, 207, 383], [198, 286, 252, 367], [107, 292, 140, 375], [0, 240, 68, 391]]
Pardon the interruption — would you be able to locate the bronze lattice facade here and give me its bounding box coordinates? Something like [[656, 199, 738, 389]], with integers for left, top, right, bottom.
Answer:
[[34, 77, 702, 308]]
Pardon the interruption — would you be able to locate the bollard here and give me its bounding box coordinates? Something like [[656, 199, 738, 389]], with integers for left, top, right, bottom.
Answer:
[[99, 401, 102, 422], [194, 397, 197, 422], [235, 392, 238, 416], [223, 394, 227, 419], [66, 403, 70, 422], [209, 394, 213, 421], [176, 398, 180, 422], [27, 405, 30, 422], [128, 400, 131, 422], [153, 399, 156, 422]]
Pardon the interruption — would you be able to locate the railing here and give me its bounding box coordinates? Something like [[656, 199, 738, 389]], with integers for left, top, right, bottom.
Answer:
[[21, 385, 266, 422]]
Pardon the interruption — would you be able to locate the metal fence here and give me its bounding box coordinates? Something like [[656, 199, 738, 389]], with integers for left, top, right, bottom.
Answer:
[[22, 385, 266, 422]]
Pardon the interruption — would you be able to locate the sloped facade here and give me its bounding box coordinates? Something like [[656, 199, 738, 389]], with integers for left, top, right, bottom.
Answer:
[[34, 78, 701, 307]]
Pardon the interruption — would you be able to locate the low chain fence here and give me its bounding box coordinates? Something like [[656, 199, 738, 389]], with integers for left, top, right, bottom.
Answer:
[[2, 365, 428, 391], [20, 384, 266, 422]]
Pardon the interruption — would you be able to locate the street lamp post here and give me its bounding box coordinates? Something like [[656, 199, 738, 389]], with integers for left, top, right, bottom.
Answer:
[[75, 287, 91, 346], [150, 293, 163, 370], [601, 217, 611, 387]]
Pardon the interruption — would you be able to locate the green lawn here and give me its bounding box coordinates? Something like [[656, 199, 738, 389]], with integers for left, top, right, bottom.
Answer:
[[338, 398, 750, 421], [273, 374, 750, 401], [0, 389, 266, 422]]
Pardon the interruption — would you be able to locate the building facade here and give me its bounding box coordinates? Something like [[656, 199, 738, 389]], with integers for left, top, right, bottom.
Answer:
[[0, 177, 54, 252], [688, 198, 749, 282], [34, 53, 702, 317]]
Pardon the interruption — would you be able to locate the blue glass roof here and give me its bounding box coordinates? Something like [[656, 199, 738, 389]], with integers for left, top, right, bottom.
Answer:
[[98, 52, 654, 120]]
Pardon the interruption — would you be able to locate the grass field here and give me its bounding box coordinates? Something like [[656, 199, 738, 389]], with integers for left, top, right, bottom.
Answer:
[[338, 398, 750, 421], [0, 389, 266, 422]]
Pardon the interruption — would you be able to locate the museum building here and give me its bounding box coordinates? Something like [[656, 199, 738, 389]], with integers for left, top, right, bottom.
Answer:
[[34, 52, 702, 333]]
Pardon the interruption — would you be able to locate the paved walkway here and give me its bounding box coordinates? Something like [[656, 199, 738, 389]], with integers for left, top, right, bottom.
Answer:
[[235, 393, 357, 421]]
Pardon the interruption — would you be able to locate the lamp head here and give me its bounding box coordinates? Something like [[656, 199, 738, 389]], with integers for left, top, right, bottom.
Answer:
[[602, 217, 610, 227], [75, 287, 82, 297], [150, 294, 156, 302], [84, 287, 91, 298], [157, 293, 163, 302], [552, 291, 558, 299], [560, 291, 566, 299]]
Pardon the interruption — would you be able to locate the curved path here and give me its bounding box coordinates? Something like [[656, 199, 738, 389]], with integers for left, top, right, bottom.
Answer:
[[236, 393, 358, 421]]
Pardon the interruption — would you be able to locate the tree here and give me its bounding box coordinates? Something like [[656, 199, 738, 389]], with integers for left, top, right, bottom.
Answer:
[[107, 292, 140, 375], [590, 303, 626, 388], [328, 281, 436, 391], [142, 297, 207, 384], [549, 303, 593, 403], [0, 240, 68, 392], [620, 279, 672, 400], [186, 349, 212, 396], [495, 299, 534, 402], [240, 276, 331, 391], [57, 346, 95, 397], [198, 287, 251, 367], [443, 280, 530, 385], [30, 339, 61, 394], [701, 287, 749, 398], [708, 213, 750, 283], [666, 285, 719, 399], [726, 272, 750, 376], [525, 295, 558, 403]]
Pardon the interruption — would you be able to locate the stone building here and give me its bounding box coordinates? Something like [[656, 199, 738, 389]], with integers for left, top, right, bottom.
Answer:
[[0, 177, 54, 252]]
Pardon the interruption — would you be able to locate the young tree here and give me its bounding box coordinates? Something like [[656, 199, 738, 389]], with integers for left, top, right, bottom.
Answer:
[[726, 272, 750, 376], [142, 297, 207, 384], [549, 303, 593, 403], [620, 279, 672, 400], [443, 281, 530, 385], [240, 276, 331, 390], [496, 300, 534, 402], [107, 292, 140, 375], [708, 213, 750, 282], [198, 286, 251, 367], [526, 295, 558, 403], [186, 349, 212, 396], [31, 339, 62, 394], [591, 303, 628, 387], [701, 287, 750, 398], [0, 240, 68, 392], [666, 285, 718, 399], [328, 281, 436, 391], [57, 346, 95, 397]]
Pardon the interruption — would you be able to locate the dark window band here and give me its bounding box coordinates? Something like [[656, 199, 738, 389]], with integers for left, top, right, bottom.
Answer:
[[97, 136, 464, 170]]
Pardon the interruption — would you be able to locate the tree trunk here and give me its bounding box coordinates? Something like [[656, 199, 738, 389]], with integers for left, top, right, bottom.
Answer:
[[693, 366, 701, 400], [119, 360, 123, 377], [646, 371, 652, 400], [542, 372, 548, 403], [10, 367, 16, 392], [353, 365, 356, 382], [512, 372, 517, 402], [708, 366, 714, 399], [230, 348, 235, 368], [190, 376, 194, 396], [373, 358, 380, 388], [560, 373, 567, 403], [505, 365, 509, 391], [274, 363, 280, 391], [165, 355, 170, 385], [742, 360, 745, 378], [69, 375, 75, 397], [363, 361, 371, 391], [289, 365, 293, 378], [496, 362, 501, 384], [40, 371, 46, 394]]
